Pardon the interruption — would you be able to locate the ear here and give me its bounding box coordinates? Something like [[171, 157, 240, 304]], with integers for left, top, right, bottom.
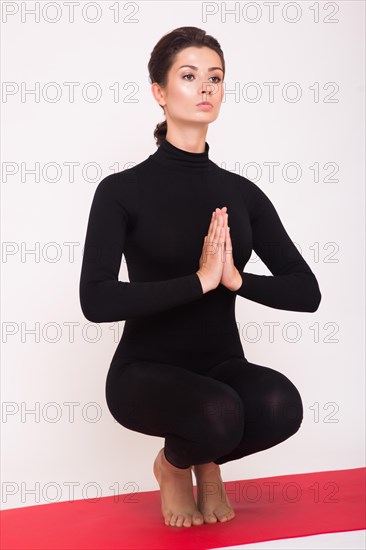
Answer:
[[151, 82, 165, 107]]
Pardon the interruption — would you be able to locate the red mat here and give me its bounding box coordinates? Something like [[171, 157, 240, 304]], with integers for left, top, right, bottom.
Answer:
[[1, 467, 365, 550]]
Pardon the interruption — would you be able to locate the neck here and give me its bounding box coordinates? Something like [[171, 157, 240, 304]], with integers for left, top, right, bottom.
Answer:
[[150, 138, 211, 171], [165, 133, 207, 154]]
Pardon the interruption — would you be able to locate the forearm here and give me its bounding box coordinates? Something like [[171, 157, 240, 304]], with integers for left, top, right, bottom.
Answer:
[[234, 269, 322, 312], [79, 272, 204, 323]]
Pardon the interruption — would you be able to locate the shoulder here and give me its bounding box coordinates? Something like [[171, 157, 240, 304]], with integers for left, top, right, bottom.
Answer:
[[96, 167, 137, 193], [91, 168, 139, 222], [94, 167, 138, 203]]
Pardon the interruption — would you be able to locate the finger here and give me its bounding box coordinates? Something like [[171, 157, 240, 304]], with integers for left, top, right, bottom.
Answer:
[[210, 214, 218, 232], [209, 208, 222, 242], [220, 225, 226, 243], [215, 213, 224, 241], [219, 208, 228, 226], [212, 214, 220, 243], [219, 219, 226, 243], [214, 208, 225, 220], [207, 212, 214, 237], [208, 216, 218, 243], [225, 226, 232, 248]]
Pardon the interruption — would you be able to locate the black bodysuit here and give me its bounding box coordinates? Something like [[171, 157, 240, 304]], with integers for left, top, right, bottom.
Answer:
[[79, 138, 321, 468]]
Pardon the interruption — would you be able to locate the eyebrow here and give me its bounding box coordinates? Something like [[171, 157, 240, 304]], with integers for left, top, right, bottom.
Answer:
[[177, 65, 224, 73]]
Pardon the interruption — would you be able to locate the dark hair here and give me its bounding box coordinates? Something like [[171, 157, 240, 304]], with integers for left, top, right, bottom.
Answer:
[[147, 26, 225, 146]]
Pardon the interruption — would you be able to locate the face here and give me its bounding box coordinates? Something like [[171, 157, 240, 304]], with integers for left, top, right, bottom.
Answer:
[[152, 46, 225, 127]]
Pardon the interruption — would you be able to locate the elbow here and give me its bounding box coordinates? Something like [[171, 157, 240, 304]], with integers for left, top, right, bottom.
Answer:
[[79, 280, 128, 323], [293, 271, 322, 312], [307, 276, 322, 313], [308, 289, 322, 312], [80, 301, 102, 324], [79, 284, 104, 323]]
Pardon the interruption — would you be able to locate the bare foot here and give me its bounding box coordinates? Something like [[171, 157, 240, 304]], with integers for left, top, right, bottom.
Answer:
[[153, 448, 204, 527], [192, 463, 236, 524]]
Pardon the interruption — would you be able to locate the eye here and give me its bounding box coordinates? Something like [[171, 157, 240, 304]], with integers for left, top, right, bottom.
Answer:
[[182, 74, 222, 83]]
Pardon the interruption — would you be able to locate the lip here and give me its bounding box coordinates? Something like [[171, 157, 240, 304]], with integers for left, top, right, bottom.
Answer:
[[196, 101, 213, 107]]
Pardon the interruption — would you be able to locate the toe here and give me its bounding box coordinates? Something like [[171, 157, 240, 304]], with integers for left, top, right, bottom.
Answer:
[[183, 515, 192, 527], [169, 514, 177, 526], [192, 514, 203, 525], [175, 514, 184, 527], [164, 512, 173, 526]]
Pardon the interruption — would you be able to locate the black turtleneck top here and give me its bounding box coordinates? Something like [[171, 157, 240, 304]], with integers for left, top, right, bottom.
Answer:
[[79, 138, 321, 370]]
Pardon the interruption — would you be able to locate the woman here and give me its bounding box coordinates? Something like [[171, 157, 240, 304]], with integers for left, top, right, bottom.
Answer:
[[79, 26, 322, 529]]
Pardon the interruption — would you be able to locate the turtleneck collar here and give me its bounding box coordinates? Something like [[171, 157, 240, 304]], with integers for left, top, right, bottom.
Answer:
[[149, 138, 212, 171]]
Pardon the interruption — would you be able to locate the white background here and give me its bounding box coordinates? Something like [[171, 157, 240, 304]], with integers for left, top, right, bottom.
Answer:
[[1, 0, 365, 510]]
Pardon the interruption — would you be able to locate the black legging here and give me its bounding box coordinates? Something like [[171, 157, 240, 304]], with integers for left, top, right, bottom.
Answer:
[[105, 356, 303, 469]]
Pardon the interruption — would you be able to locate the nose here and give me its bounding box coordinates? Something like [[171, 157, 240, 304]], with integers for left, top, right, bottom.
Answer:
[[199, 82, 213, 98], [198, 79, 218, 103]]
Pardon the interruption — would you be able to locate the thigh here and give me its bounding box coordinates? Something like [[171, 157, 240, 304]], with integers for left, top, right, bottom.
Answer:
[[105, 358, 244, 439]]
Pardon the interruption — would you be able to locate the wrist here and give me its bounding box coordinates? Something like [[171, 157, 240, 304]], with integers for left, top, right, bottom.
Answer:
[[227, 269, 243, 292], [196, 271, 213, 294]]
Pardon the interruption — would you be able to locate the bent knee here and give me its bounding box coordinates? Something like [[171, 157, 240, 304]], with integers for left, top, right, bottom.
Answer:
[[261, 370, 304, 434], [200, 388, 245, 456]]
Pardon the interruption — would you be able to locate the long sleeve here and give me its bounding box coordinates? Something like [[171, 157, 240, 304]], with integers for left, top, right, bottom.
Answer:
[[235, 182, 322, 312], [79, 172, 203, 323]]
